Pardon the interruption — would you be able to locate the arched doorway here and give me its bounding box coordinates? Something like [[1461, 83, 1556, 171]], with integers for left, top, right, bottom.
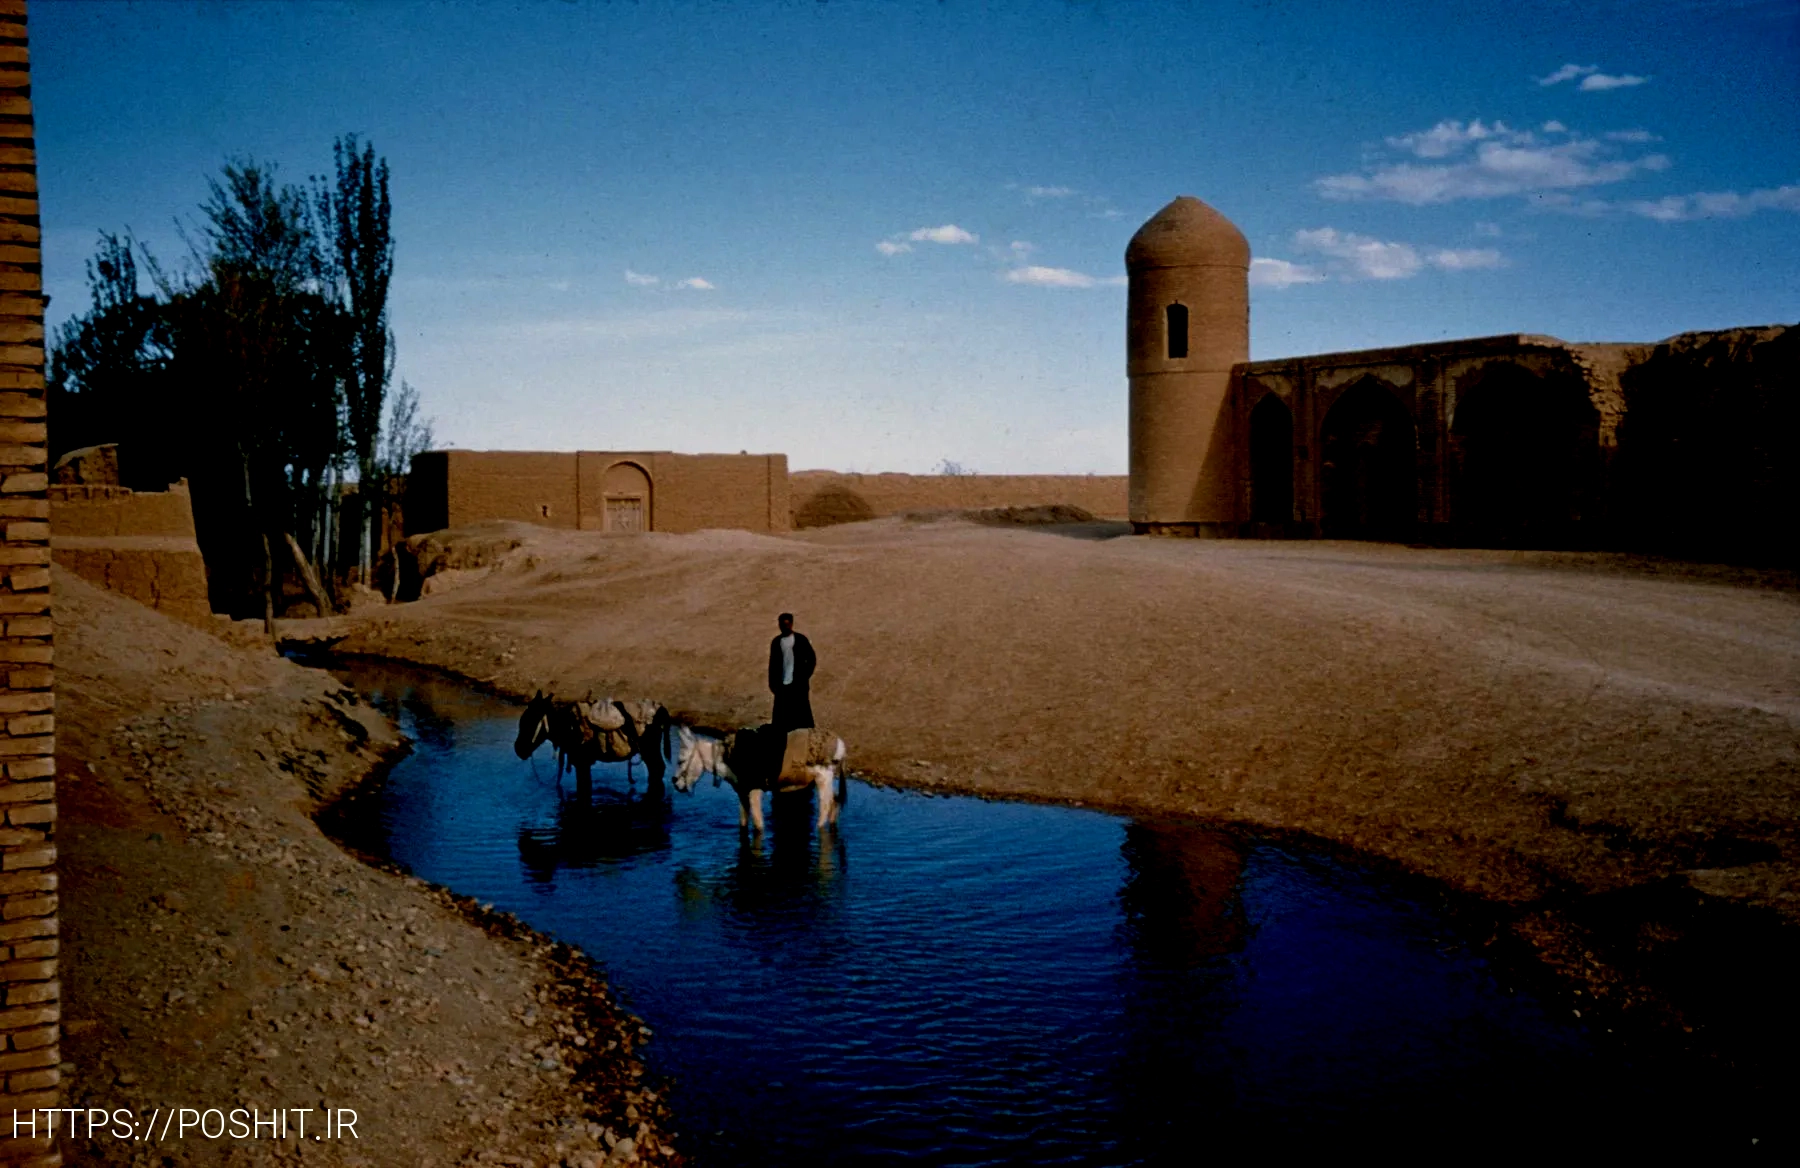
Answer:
[[1248, 393, 1294, 525], [1320, 379, 1417, 540], [602, 461, 652, 532], [1451, 364, 1599, 546]]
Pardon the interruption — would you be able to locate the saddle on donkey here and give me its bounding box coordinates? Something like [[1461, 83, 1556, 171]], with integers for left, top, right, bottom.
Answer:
[[727, 724, 843, 793]]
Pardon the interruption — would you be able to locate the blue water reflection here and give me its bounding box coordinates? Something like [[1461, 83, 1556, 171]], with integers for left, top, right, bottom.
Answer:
[[321, 661, 1681, 1163]]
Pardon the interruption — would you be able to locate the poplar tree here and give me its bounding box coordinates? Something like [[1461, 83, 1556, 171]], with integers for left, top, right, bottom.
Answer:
[[168, 159, 345, 629], [320, 135, 394, 581], [49, 140, 421, 625], [46, 233, 177, 484]]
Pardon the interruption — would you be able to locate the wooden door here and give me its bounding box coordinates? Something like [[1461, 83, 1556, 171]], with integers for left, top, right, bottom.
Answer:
[[605, 495, 645, 532]]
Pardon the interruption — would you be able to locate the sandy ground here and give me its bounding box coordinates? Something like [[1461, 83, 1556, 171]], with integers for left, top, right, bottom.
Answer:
[[55, 568, 680, 1166], [326, 517, 1799, 1025]]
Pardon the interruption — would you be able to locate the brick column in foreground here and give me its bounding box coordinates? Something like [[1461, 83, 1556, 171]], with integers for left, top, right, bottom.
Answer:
[[0, 2, 57, 1165]]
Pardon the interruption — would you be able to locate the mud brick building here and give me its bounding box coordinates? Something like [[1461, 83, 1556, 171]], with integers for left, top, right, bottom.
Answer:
[[409, 451, 1132, 537], [407, 450, 793, 535], [1126, 195, 1796, 560], [0, 2, 59, 1165]]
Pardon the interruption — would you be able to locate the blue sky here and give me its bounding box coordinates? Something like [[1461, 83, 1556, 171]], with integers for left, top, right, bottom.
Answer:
[[35, 0, 1800, 474]]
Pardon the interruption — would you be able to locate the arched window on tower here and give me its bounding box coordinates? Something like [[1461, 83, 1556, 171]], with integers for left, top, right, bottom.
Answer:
[[1166, 303, 1189, 360]]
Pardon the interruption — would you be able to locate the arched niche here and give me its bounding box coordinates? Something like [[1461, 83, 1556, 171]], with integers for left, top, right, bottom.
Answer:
[[1248, 392, 1295, 525], [1450, 362, 1599, 545], [1319, 378, 1417, 540], [1165, 303, 1189, 360], [601, 460, 653, 532]]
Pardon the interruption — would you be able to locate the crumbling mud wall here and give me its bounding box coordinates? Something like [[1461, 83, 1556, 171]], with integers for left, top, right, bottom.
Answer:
[[1232, 334, 1636, 545], [789, 472, 1129, 529], [1614, 324, 1797, 566], [47, 445, 213, 629], [49, 484, 213, 629], [0, 5, 60, 1162], [1225, 326, 1795, 560], [379, 521, 530, 603]]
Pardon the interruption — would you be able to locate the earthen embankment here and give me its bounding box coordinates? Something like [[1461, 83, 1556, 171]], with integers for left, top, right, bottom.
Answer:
[[55, 567, 681, 1166]]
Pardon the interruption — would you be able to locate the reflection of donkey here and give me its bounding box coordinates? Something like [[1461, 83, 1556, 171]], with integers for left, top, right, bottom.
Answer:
[[673, 724, 847, 833], [517, 796, 671, 884], [514, 692, 673, 794]]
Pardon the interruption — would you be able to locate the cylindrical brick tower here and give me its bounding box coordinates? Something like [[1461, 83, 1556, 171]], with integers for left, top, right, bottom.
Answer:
[[1126, 195, 1250, 536]]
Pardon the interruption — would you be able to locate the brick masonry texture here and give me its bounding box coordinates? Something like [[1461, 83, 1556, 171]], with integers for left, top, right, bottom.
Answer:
[[0, 4, 57, 1162]]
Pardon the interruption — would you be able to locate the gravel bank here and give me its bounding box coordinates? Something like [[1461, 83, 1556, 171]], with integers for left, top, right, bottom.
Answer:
[[56, 568, 681, 1166]]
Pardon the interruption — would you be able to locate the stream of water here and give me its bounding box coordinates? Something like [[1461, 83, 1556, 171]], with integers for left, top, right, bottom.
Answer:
[[317, 659, 1737, 1163]]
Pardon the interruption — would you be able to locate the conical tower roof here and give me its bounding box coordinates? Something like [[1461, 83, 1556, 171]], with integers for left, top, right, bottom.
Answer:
[[1125, 195, 1250, 271]]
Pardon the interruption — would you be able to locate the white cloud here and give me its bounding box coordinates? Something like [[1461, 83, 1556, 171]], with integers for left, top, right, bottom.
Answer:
[[675, 276, 715, 290], [1474, 220, 1503, 237], [1003, 266, 1125, 289], [1538, 64, 1649, 91], [1426, 247, 1505, 271], [1628, 195, 1690, 222], [1317, 123, 1670, 204], [1007, 182, 1079, 200], [1289, 228, 1505, 280], [1248, 258, 1326, 289], [908, 224, 979, 245], [1009, 240, 1035, 258], [1294, 227, 1421, 279], [1538, 63, 1598, 86], [624, 269, 659, 286], [879, 224, 980, 254], [1386, 119, 1526, 159], [1623, 183, 1800, 221], [1603, 129, 1660, 143], [1580, 72, 1649, 91], [1542, 120, 1568, 133]]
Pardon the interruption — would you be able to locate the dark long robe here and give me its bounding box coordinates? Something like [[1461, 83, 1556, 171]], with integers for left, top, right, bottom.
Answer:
[[768, 631, 817, 731]]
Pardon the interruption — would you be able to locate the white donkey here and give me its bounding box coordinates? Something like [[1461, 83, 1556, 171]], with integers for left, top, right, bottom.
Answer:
[[674, 724, 847, 833]]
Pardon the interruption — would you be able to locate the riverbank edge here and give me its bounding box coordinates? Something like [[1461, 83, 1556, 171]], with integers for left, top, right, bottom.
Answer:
[[305, 737, 685, 1165], [53, 552, 689, 1167], [292, 639, 1800, 1085]]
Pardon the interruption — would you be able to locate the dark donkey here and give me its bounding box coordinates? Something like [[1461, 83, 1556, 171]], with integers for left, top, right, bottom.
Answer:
[[515, 692, 674, 795]]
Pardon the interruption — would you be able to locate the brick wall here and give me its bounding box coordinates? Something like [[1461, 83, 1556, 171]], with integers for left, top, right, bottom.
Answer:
[[0, 2, 59, 1164], [1234, 334, 1631, 540], [444, 450, 580, 530], [408, 449, 790, 536], [580, 453, 787, 534], [408, 453, 1119, 536]]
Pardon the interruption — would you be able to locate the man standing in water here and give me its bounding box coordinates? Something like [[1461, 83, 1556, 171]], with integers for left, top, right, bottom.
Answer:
[[768, 611, 816, 732]]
